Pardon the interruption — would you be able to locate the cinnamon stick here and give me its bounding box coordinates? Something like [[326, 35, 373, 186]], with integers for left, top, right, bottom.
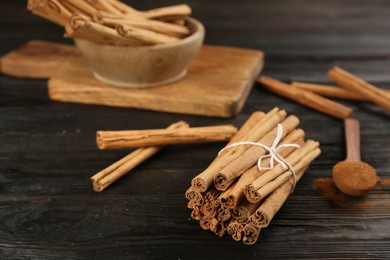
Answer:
[[62, 0, 99, 16], [242, 224, 261, 245], [201, 200, 218, 218], [96, 125, 238, 149], [186, 189, 204, 209], [231, 199, 262, 224], [199, 215, 212, 230], [291, 82, 367, 100], [214, 115, 300, 191], [91, 121, 188, 192], [258, 76, 353, 120], [227, 220, 244, 241], [95, 15, 190, 38], [328, 66, 390, 111], [191, 110, 284, 192], [141, 4, 192, 20], [106, 0, 140, 14], [65, 14, 141, 46], [209, 218, 228, 237], [28, 0, 72, 26], [190, 206, 203, 220], [59, 0, 91, 19], [204, 187, 222, 208], [85, 0, 123, 14], [217, 207, 231, 222], [115, 24, 181, 45]]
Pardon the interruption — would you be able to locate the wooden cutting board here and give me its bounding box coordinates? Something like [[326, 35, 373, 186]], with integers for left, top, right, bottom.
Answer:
[[0, 40, 264, 117], [0, 40, 80, 78]]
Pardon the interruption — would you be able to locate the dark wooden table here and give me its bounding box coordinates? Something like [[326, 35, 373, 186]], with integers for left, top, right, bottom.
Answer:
[[1, 1, 389, 259]]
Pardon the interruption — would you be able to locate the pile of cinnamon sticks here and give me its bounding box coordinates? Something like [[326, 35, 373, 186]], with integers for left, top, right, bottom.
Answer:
[[186, 108, 321, 245], [27, 0, 192, 45], [257, 66, 390, 119]]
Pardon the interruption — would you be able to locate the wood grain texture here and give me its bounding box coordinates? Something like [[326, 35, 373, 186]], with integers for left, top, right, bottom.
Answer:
[[0, 0, 390, 259]]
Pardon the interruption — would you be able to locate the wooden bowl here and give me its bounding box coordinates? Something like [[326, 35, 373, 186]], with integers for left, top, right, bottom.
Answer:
[[74, 18, 205, 88]]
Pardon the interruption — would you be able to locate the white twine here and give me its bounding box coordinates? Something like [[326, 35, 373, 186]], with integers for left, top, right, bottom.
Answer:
[[219, 124, 300, 193]]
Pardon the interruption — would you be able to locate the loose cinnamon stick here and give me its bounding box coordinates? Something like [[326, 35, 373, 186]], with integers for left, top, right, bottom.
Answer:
[[291, 82, 367, 100], [65, 14, 141, 46], [242, 223, 261, 245], [214, 115, 300, 191], [91, 121, 188, 192], [328, 66, 390, 111], [95, 15, 190, 38], [96, 125, 238, 149], [258, 76, 353, 120], [222, 129, 305, 208], [191, 110, 284, 192], [244, 140, 319, 203]]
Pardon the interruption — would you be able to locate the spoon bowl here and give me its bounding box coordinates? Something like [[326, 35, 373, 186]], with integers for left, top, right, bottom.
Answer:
[[333, 161, 377, 197], [332, 119, 378, 197]]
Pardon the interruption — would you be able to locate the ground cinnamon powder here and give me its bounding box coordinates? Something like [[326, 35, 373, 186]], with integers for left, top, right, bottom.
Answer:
[[333, 161, 378, 192]]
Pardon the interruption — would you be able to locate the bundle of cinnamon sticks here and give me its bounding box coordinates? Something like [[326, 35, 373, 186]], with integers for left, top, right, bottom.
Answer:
[[27, 0, 192, 46], [186, 108, 321, 245]]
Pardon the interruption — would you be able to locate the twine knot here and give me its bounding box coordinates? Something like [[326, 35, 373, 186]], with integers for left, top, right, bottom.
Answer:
[[219, 124, 300, 192]]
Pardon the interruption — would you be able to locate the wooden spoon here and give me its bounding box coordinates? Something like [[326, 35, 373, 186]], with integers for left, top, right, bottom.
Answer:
[[332, 118, 378, 197]]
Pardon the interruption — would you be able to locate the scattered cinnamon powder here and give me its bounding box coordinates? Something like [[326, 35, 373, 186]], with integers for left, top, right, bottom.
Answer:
[[314, 178, 341, 200], [314, 178, 372, 207], [378, 178, 390, 186]]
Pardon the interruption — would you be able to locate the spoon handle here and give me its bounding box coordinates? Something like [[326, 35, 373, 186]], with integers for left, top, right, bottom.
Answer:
[[345, 118, 361, 162]]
